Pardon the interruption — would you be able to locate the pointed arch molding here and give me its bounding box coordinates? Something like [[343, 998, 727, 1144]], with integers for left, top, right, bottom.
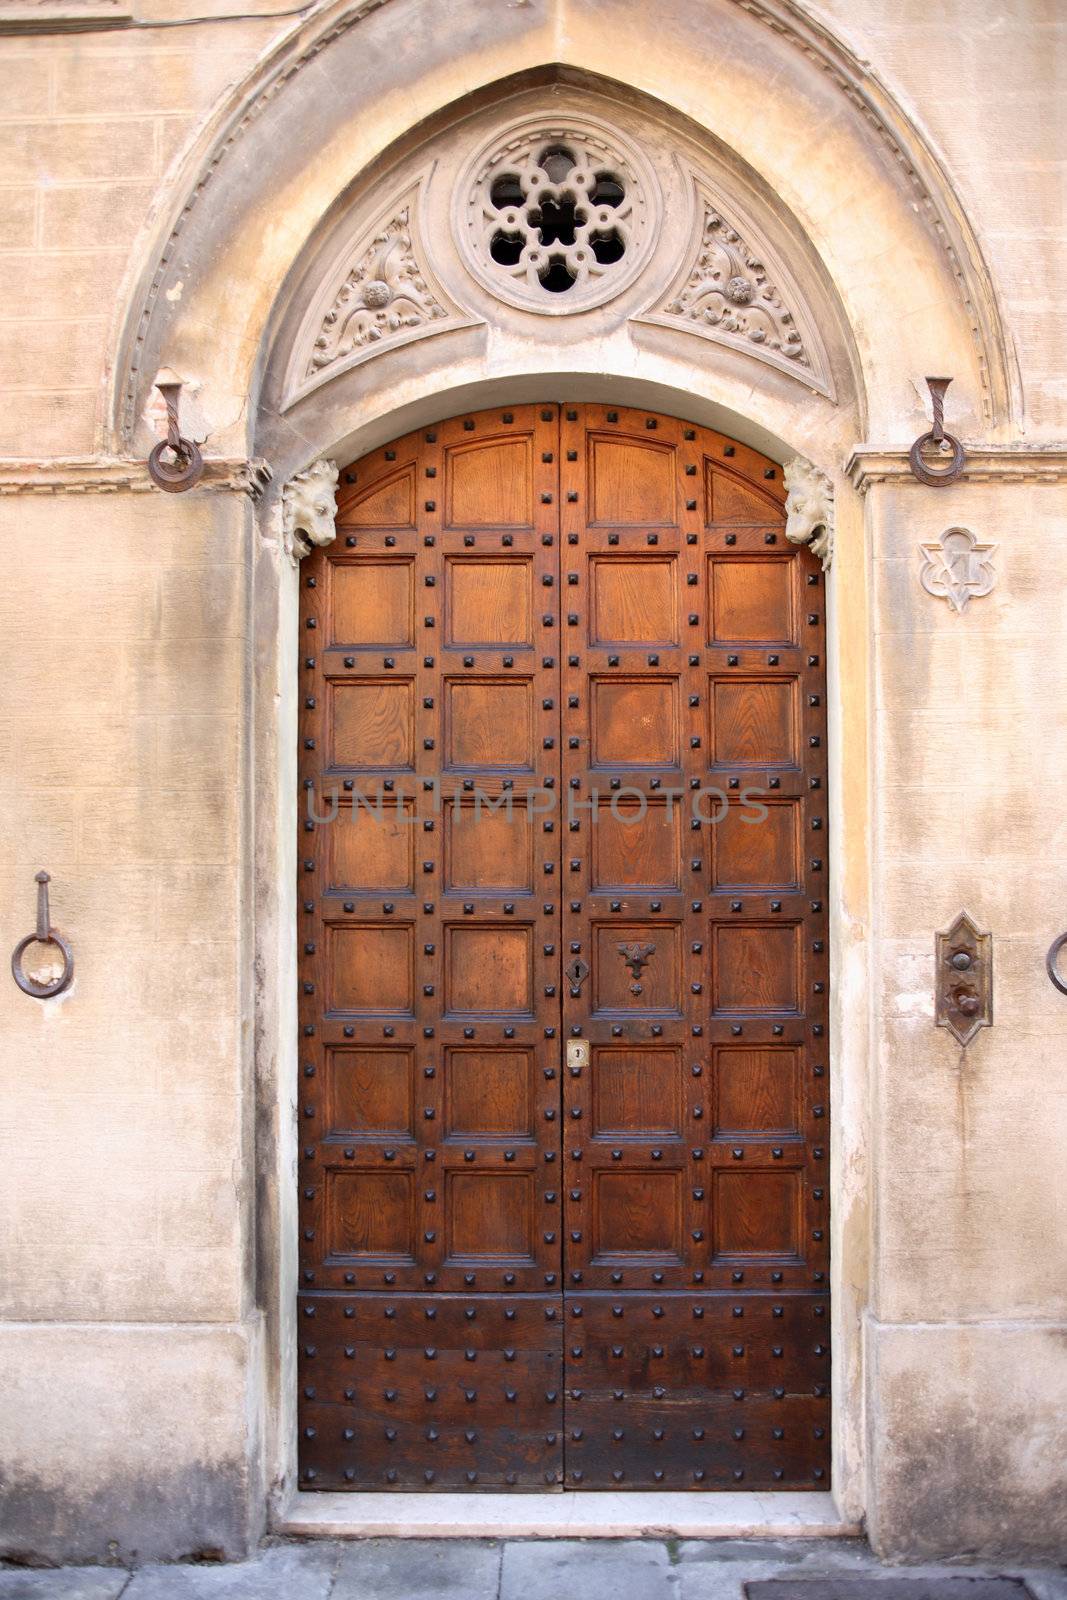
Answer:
[[109, 0, 1018, 447], [282, 172, 479, 411], [635, 164, 834, 398]]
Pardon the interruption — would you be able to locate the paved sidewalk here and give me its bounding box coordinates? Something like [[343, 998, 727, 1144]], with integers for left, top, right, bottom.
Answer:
[[2, 1540, 1065, 1600]]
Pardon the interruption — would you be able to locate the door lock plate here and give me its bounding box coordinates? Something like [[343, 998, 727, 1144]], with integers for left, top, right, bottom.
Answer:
[[566, 1039, 590, 1071]]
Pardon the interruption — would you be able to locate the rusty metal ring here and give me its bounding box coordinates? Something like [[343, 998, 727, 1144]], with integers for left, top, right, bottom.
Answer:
[[1045, 932, 1067, 996], [11, 930, 74, 998], [908, 429, 966, 487], [148, 437, 204, 493]]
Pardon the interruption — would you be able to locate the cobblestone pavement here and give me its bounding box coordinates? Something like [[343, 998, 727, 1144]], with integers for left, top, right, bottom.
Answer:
[[2, 1540, 1065, 1600]]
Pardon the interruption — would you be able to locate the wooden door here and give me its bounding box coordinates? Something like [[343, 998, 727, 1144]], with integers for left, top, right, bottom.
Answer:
[[297, 403, 830, 1493]]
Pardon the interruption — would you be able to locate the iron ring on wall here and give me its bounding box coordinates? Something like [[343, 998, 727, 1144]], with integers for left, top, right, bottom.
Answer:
[[908, 429, 967, 487], [1046, 931, 1067, 996], [12, 930, 74, 999]]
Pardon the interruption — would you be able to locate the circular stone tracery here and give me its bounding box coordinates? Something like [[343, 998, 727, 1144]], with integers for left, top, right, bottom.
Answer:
[[455, 115, 660, 314]]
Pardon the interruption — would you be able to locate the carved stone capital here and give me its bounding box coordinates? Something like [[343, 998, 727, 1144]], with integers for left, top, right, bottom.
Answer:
[[283, 458, 339, 564], [784, 457, 834, 569]]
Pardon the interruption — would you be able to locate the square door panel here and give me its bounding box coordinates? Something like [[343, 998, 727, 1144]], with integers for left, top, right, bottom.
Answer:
[[325, 1046, 416, 1139], [444, 1047, 533, 1140], [589, 557, 678, 645], [587, 435, 676, 525], [591, 797, 681, 892], [328, 558, 414, 648], [590, 678, 679, 768], [708, 556, 796, 645], [712, 1169, 801, 1259], [445, 437, 534, 527], [444, 556, 533, 647], [711, 922, 801, 1015], [445, 678, 534, 770], [592, 1170, 683, 1261], [329, 679, 414, 771], [445, 1172, 535, 1261], [711, 800, 801, 890], [591, 1047, 683, 1138], [444, 798, 534, 894], [327, 799, 415, 892], [710, 675, 799, 767], [444, 924, 533, 1014], [328, 923, 414, 1014], [712, 1045, 801, 1136], [324, 1169, 415, 1260], [592, 922, 681, 1014]]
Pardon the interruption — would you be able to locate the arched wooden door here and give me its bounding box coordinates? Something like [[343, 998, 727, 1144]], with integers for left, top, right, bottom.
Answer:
[[296, 403, 830, 1491]]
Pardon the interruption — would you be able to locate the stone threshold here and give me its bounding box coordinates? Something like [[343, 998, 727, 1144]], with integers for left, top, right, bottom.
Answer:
[[276, 1489, 856, 1539]]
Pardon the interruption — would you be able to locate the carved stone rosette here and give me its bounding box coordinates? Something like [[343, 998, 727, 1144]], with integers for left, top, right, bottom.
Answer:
[[282, 459, 339, 565], [784, 457, 834, 569]]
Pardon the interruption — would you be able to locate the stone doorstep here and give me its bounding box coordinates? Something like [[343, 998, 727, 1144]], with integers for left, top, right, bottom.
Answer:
[[275, 1489, 857, 1540]]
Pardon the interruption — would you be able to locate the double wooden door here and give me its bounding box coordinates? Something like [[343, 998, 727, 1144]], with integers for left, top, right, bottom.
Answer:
[[297, 403, 830, 1492]]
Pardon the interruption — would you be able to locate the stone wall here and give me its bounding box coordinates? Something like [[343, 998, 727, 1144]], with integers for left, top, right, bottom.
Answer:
[[0, 0, 1065, 1565]]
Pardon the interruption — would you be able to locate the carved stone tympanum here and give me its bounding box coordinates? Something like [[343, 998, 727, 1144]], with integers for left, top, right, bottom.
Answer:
[[784, 457, 834, 569], [282, 459, 339, 564]]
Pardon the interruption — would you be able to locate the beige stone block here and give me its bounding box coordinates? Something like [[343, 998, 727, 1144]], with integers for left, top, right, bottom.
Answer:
[[124, 637, 245, 715], [878, 786, 970, 864], [868, 1321, 1067, 1559], [154, 862, 241, 944], [0, 1320, 260, 1560], [0, 248, 125, 320], [0, 187, 36, 248], [0, 119, 156, 182], [51, 46, 255, 116], [0, 55, 50, 115], [0, 317, 108, 389], [0, 490, 248, 570], [0, 788, 78, 867], [12, 1160, 156, 1247], [78, 786, 238, 865], [880, 862, 1066, 943], [39, 180, 157, 248], [0, 1242, 244, 1323], [15, 713, 155, 790], [156, 564, 247, 640], [157, 1167, 241, 1250], [155, 712, 241, 789], [0, 386, 96, 456]]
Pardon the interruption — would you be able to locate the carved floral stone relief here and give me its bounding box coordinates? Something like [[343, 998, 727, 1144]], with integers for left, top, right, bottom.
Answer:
[[282, 174, 479, 410], [635, 165, 833, 397]]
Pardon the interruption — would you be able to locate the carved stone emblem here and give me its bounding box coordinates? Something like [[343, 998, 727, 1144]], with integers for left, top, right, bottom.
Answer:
[[282, 459, 339, 564], [636, 167, 832, 395], [283, 177, 478, 409], [784, 458, 834, 569], [918, 526, 997, 613]]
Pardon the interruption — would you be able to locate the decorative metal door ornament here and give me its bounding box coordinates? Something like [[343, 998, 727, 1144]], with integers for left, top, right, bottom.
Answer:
[[784, 457, 834, 569], [147, 370, 204, 492], [935, 910, 992, 1045], [918, 526, 997, 614], [11, 871, 74, 998], [908, 375, 966, 486], [617, 940, 656, 995]]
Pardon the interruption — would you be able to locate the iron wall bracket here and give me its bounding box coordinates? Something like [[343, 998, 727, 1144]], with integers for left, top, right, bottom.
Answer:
[[935, 910, 991, 1045]]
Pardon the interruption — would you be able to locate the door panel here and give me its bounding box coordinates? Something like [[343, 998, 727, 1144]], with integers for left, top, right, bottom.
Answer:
[[297, 402, 829, 1493]]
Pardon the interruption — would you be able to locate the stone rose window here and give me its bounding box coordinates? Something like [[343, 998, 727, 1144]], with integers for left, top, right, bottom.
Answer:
[[455, 114, 660, 313]]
